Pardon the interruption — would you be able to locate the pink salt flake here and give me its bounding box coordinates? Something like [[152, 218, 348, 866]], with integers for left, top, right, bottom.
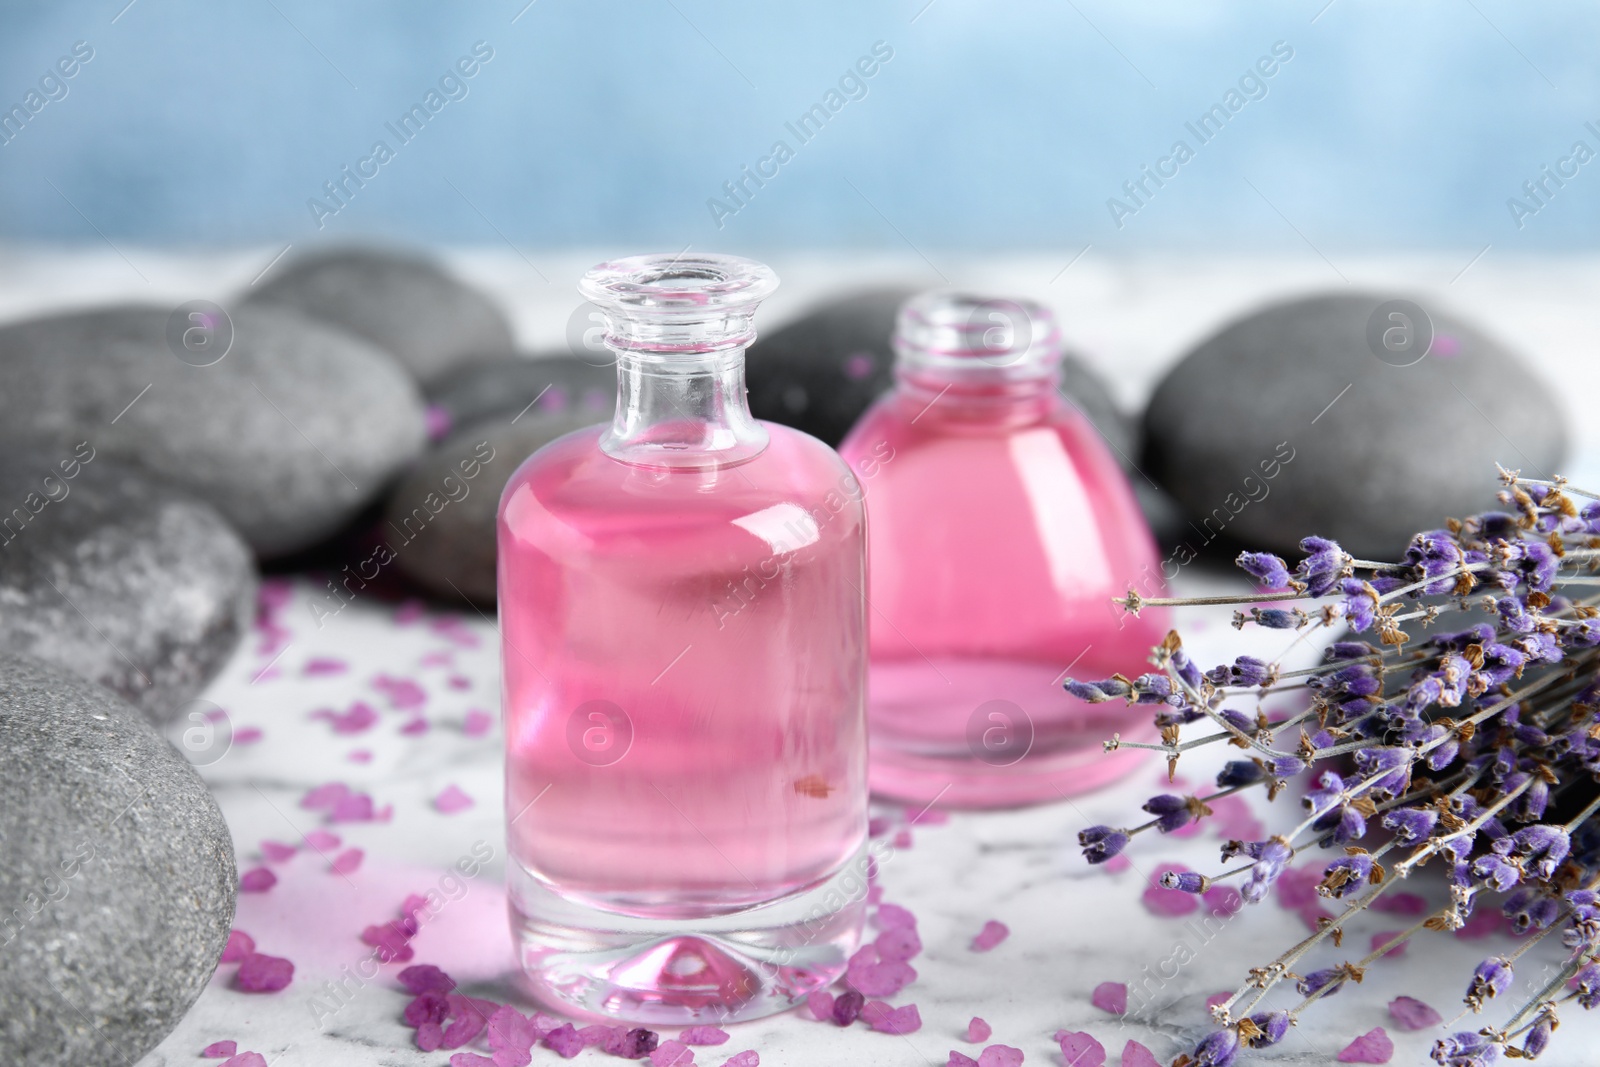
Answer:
[[1456, 907, 1506, 939], [806, 990, 835, 1021], [867, 884, 884, 904], [235, 952, 294, 992], [330, 848, 364, 875], [1388, 995, 1442, 1031], [1337, 1027, 1394, 1063], [893, 828, 913, 849], [260, 840, 296, 863], [348, 749, 373, 763], [1372, 892, 1428, 917], [1143, 865, 1198, 917], [330, 792, 378, 822], [578, 1025, 621, 1048], [374, 674, 428, 710], [221, 1055, 267, 1067], [395, 601, 426, 625], [679, 1026, 729, 1045], [239, 867, 277, 893], [416, 1022, 444, 1051], [908, 807, 949, 826], [977, 1045, 1023, 1067], [1055, 1031, 1105, 1067], [970, 920, 1009, 952], [875, 902, 916, 930], [847, 952, 916, 997], [201, 1040, 238, 1056], [1102, 854, 1132, 874], [1090, 981, 1127, 1015], [304, 657, 349, 676], [421, 649, 454, 667], [868, 815, 894, 837], [312, 701, 379, 735], [948, 1054, 979, 1067], [1203, 885, 1242, 917], [447, 1055, 495, 1067], [1370, 931, 1407, 958], [1275, 866, 1321, 910], [651, 1040, 696, 1067], [401, 717, 430, 735], [435, 784, 475, 814], [1204, 992, 1231, 1011], [1206, 794, 1264, 841], [463, 709, 493, 737], [1120, 1041, 1161, 1067], [399, 963, 456, 994], [544, 1023, 584, 1058], [448, 674, 472, 690], [876, 926, 922, 962], [220, 929, 255, 963], [487, 1005, 539, 1064], [722, 1054, 759, 1067], [868, 1002, 922, 1034], [361, 922, 415, 963], [301, 782, 350, 810], [303, 829, 341, 851], [966, 1017, 992, 1042], [233, 727, 263, 745]]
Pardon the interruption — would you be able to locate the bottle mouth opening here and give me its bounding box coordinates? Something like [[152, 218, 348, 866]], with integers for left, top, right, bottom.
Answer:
[[580, 253, 779, 356], [894, 290, 1061, 374]]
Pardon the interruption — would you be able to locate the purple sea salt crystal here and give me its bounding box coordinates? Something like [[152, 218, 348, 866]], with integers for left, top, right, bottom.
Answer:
[[832, 990, 865, 1026], [876, 925, 922, 962], [1189, 1027, 1240, 1067], [650, 1040, 695, 1067], [1338, 1028, 1395, 1064], [1055, 1031, 1106, 1066], [1389, 996, 1443, 1030], [1142, 795, 1196, 834], [1216, 761, 1268, 789], [1467, 958, 1514, 1007], [1243, 1011, 1290, 1048], [1296, 536, 1349, 596], [977, 1046, 1024, 1067], [1079, 826, 1129, 864], [545, 1024, 585, 1059], [235, 952, 294, 992], [1237, 551, 1292, 589], [1382, 806, 1439, 845], [1091, 981, 1128, 1014], [399, 964, 456, 994], [970, 919, 1010, 951]]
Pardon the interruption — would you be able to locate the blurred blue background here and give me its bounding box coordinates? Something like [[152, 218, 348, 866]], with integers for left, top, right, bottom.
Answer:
[[0, 0, 1596, 251]]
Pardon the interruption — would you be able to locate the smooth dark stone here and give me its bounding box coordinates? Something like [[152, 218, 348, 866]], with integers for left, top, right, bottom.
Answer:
[[1141, 291, 1568, 560], [0, 304, 426, 558], [0, 652, 236, 1066], [425, 353, 615, 437], [0, 455, 254, 724], [244, 247, 516, 383], [747, 288, 1136, 461], [382, 414, 599, 604]]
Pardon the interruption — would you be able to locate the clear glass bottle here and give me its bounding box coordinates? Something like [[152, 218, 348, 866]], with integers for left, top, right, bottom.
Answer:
[[498, 254, 868, 1024], [838, 292, 1170, 808]]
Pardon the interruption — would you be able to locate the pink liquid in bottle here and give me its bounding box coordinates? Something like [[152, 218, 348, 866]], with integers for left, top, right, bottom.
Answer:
[[499, 255, 868, 1023], [838, 293, 1170, 808]]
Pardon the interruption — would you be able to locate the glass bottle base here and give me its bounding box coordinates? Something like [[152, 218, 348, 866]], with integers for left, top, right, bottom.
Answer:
[[507, 846, 868, 1025], [869, 744, 1155, 809]]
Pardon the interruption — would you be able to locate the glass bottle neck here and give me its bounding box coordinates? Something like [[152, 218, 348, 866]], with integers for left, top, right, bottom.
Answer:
[[894, 364, 1061, 426], [601, 349, 767, 468]]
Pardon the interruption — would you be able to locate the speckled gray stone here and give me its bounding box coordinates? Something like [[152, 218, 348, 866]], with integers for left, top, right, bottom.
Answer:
[[0, 652, 236, 1067], [0, 455, 254, 724], [747, 288, 1135, 460], [244, 247, 516, 383], [425, 353, 615, 436], [1141, 292, 1570, 559], [0, 304, 427, 558], [385, 414, 598, 604]]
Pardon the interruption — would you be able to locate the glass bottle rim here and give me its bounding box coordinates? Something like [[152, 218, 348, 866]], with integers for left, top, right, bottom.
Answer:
[[893, 290, 1061, 376], [580, 253, 778, 357]]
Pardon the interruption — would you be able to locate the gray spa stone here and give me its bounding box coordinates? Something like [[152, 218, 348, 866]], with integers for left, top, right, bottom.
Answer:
[[0, 303, 427, 558], [0, 455, 254, 724], [384, 414, 599, 604], [425, 353, 616, 436], [0, 652, 236, 1067], [1141, 291, 1569, 559], [245, 247, 516, 383]]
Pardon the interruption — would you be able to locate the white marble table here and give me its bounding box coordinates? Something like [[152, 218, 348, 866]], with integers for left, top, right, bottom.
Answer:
[[6, 247, 1594, 1065]]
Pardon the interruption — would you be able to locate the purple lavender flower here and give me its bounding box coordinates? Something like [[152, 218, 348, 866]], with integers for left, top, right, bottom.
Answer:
[[1243, 1011, 1290, 1048], [1523, 1016, 1552, 1059], [1301, 771, 1345, 816], [1509, 825, 1570, 879], [1252, 608, 1299, 629], [1171, 646, 1203, 689], [1064, 677, 1130, 703], [1405, 530, 1467, 594], [1295, 536, 1350, 596], [1130, 673, 1176, 704], [1188, 1028, 1240, 1067], [1324, 641, 1379, 662], [1321, 853, 1373, 898], [1142, 794, 1196, 834], [1352, 745, 1413, 797], [1240, 839, 1292, 904], [1466, 957, 1513, 1008], [1431, 1031, 1500, 1066], [1159, 870, 1208, 894], [1236, 550, 1292, 590], [1295, 967, 1345, 998], [1574, 963, 1600, 1009], [1382, 805, 1439, 845], [1078, 825, 1129, 865], [1338, 578, 1379, 632], [1228, 656, 1274, 688], [1216, 761, 1267, 789], [1471, 854, 1521, 892], [1497, 596, 1534, 633]]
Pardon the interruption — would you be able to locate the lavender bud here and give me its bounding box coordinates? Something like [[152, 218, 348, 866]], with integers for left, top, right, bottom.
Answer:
[[1236, 550, 1292, 590], [1142, 794, 1195, 834], [1510, 825, 1570, 879], [1381, 806, 1439, 845], [1295, 535, 1350, 597], [1171, 647, 1203, 689], [1189, 1027, 1240, 1067], [1268, 756, 1306, 777], [1523, 1017, 1552, 1059], [1253, 608, 1299, 629], [1322, 853, 1372, 898], [1471, 854, 1521, 892], [1325, 641, 1379, 662], [1431, 1031, 1499, 1065], [1159, 870, 1208, 894], [1244, 1011, 1290, 1048], [1575, 963, 1600, 1010], [1466, 956, 1513, 1008], [1229, 655, 1274, 688], [1078, 825, 1129, 865], [1065, 678, 1128, 703], [1295, 967, 1345, 998], [1216, 761, 1267, 789]]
